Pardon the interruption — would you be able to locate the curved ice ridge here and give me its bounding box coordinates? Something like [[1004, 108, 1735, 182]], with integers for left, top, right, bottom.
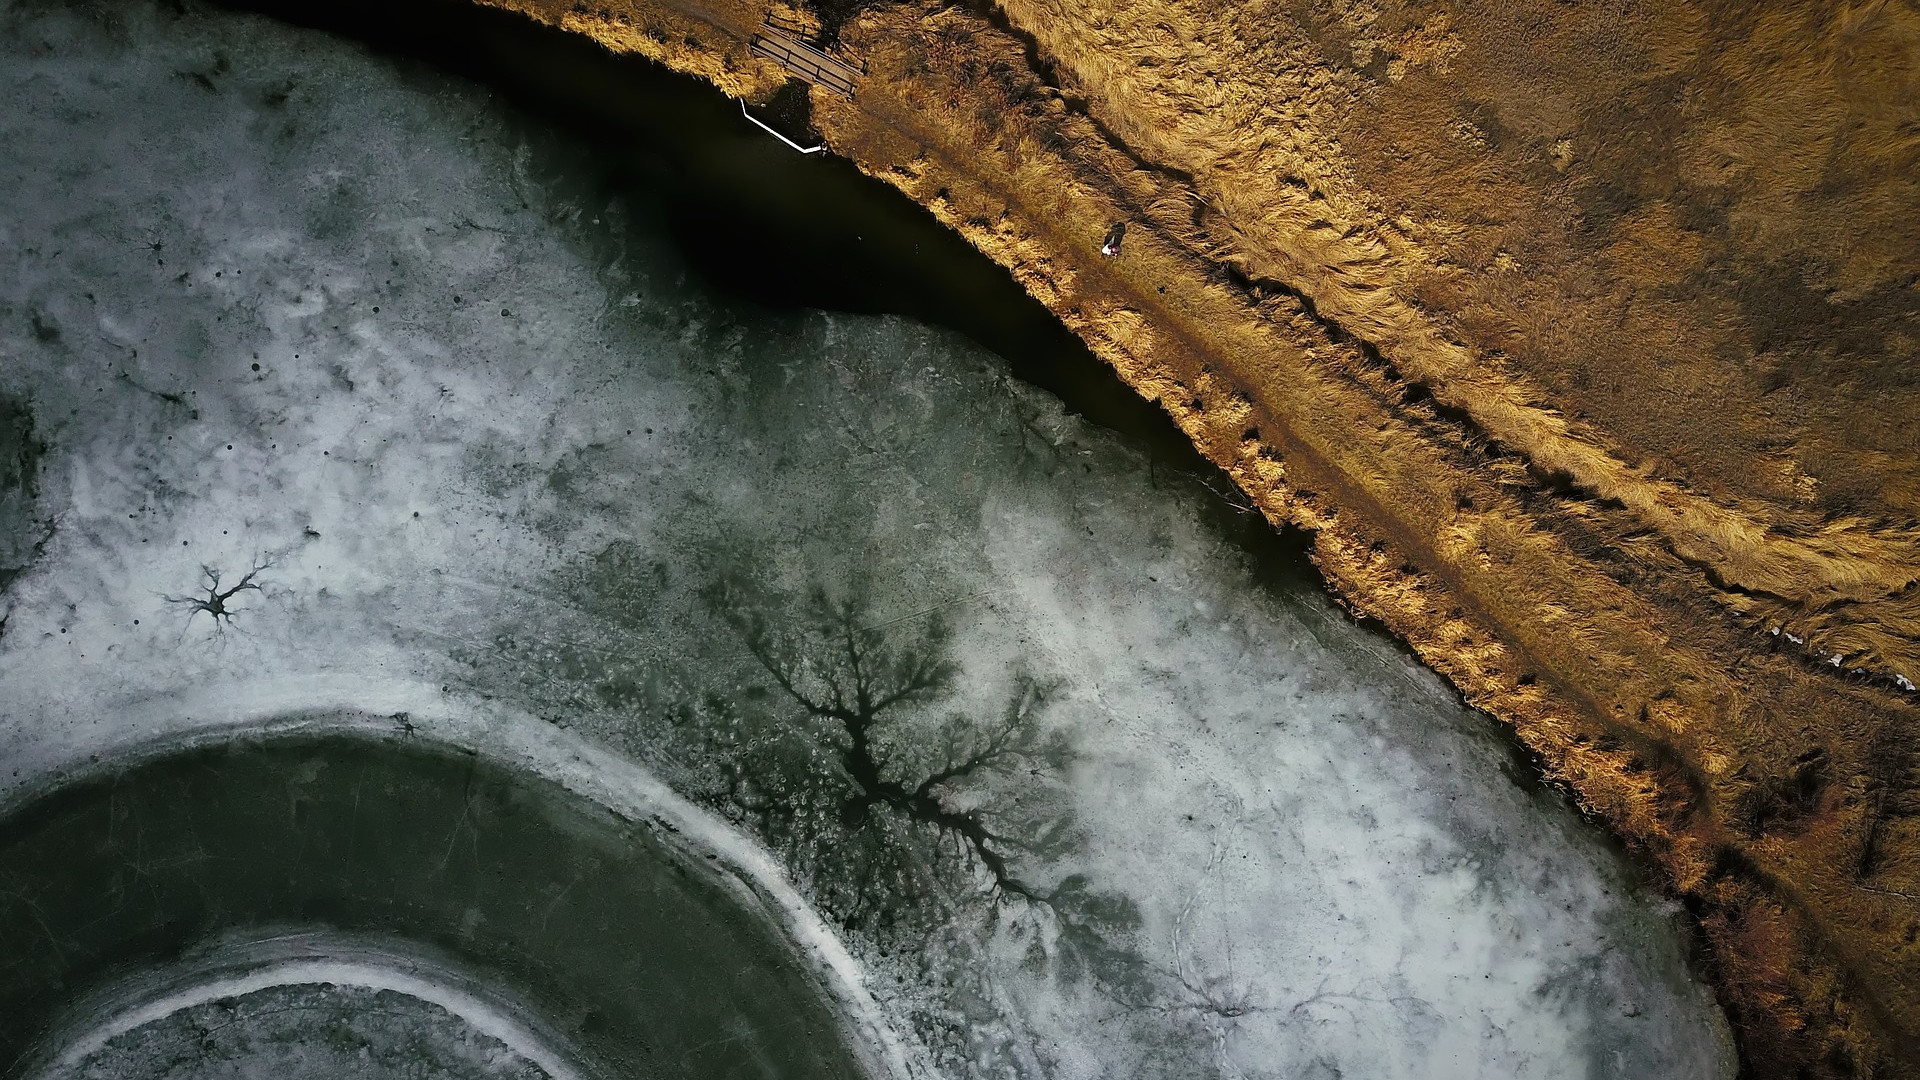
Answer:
[[0, 673, 922, 1080], [34, 932, 583, 1080]]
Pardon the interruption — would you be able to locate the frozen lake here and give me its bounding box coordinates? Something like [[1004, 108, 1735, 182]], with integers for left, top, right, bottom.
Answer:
[[0, 1, 1733, 1077]]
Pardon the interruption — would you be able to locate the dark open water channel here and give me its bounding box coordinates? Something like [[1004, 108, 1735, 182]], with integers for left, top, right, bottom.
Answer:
[[0, 731, 863, 1078]]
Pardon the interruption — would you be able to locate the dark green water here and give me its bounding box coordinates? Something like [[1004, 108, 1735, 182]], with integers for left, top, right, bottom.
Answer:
[[0, 732, 865, 1079]]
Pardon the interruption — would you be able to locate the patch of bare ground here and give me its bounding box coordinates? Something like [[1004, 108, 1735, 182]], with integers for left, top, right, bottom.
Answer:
[[412, 0, 1914, 1073]]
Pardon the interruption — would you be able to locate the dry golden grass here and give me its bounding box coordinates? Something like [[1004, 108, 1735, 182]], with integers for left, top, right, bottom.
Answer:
[[422, 0, 1918, 1073], [998, 0, 1920, 680]]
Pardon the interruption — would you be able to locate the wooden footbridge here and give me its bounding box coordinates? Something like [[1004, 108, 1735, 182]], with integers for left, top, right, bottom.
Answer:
[[749, 14, 863, 100]]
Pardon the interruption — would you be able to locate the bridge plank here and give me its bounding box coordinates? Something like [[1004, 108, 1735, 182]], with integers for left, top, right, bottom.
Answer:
[[749, 30, 861, 100]]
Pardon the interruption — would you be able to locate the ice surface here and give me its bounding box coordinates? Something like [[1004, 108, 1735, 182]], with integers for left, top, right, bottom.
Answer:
[[52, 983, 550, 1080], [0, 2, 1734, 1077]]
